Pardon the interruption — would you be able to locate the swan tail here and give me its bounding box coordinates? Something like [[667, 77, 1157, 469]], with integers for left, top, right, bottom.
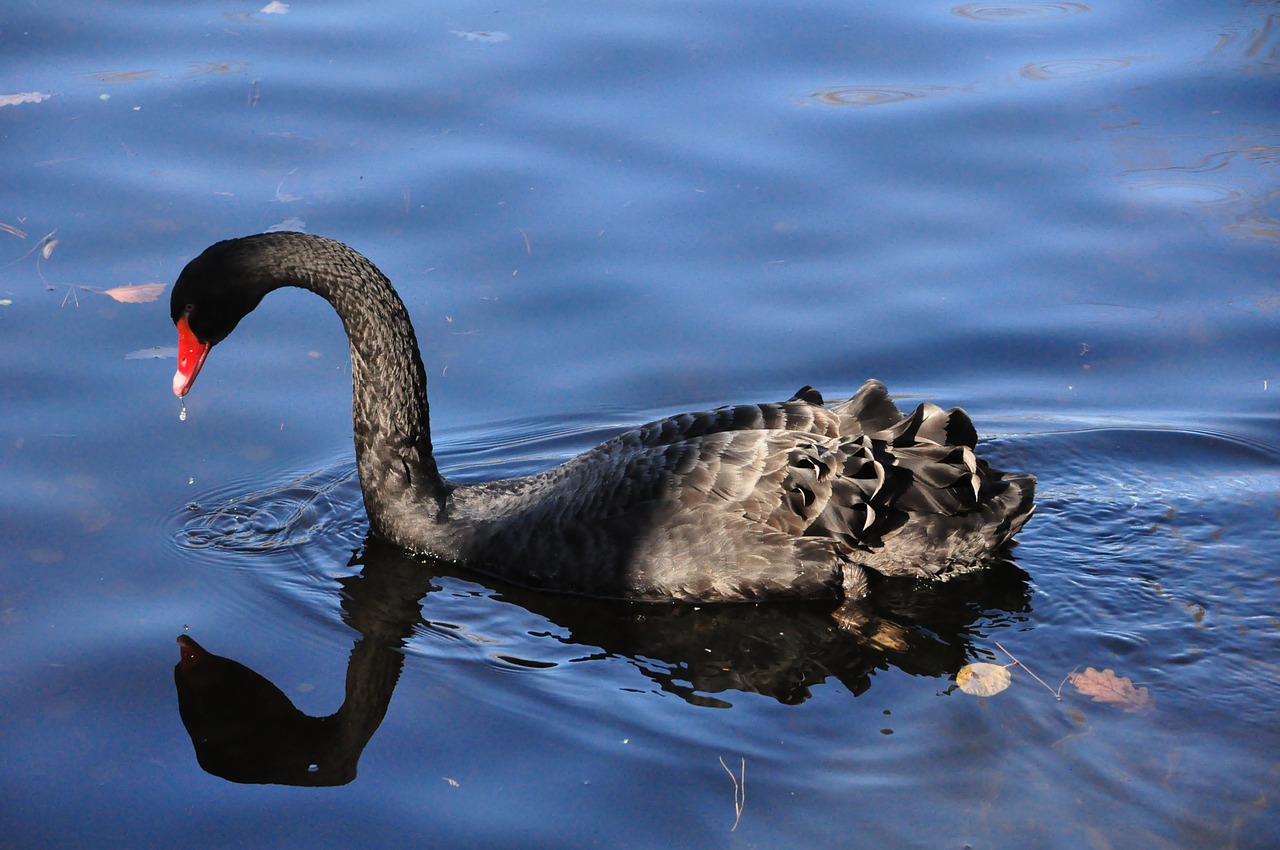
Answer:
[[810, 381, 1036, 578]]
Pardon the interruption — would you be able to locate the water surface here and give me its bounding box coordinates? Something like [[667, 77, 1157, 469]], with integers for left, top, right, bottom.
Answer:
[[1, 1, 1277, 847]]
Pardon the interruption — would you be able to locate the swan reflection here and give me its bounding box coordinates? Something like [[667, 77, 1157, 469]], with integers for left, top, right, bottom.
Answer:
[[174, 538, 1032, 785]]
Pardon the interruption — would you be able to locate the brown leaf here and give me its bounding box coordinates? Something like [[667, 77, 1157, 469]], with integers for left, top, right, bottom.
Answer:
[[85, 70, 152, 85], [102, 282, 166, 303], [1069, 667, 1152, 713], [41, 239, 58, 259], [188, 61, 251, 76]]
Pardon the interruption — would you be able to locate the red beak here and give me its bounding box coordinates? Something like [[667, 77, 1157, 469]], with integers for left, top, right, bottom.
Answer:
[[173, 315, 210, 398]]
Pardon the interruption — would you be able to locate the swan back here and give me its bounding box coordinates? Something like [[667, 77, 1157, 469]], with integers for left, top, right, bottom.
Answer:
[[441, 383, 1034, 601]]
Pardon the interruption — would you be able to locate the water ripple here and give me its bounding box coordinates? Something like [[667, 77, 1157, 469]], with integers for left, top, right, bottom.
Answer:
[[1020, 56, 1147, 80], [1123, 150, 1236, 175], [1130, 179, 1243, 206], [952, 2, 1090, 22], [173, 461, 365, 559], [809, 84, 965, 108]]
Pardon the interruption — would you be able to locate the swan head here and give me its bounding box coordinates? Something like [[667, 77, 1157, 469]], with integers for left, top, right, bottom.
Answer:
[[170, 236, 275, 397]]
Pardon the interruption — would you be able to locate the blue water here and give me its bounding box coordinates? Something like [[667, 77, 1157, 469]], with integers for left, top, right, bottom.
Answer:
[[2, 1, 1277, 847]]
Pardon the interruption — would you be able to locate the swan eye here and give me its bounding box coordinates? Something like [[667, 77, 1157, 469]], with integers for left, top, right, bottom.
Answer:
[[185, 303, 195, 314]]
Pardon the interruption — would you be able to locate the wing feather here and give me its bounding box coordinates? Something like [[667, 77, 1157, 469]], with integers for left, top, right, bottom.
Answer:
[[453, 379, 1034, 600]]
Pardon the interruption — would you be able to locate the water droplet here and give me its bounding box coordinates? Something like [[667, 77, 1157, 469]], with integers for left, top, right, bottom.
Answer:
[[179, 402, 187, 422], [307, 763, 319, 773]]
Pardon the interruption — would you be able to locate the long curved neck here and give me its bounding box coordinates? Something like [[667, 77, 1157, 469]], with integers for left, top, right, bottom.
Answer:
[[251, 233, 447, 543]]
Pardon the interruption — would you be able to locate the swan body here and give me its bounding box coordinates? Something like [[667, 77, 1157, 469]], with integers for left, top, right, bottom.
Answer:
[[171, 232, 1034, 604]]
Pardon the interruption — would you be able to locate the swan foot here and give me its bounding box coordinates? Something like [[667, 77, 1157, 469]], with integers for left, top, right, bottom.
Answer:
[[831, 563, 902, 640], [831, 599, 873, 631], [840, 562, 870, 602], [831, 592, 909, 651], [862, 618, 909, 652]]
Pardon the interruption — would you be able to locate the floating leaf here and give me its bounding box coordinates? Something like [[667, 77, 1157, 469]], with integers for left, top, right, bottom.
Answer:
[[956, 662, 1012, 696], [86, 70, 152, 85], [0, 91, 52, 108], [0, 222, 26, 239], [1068, 667, 1152, 713], [126, 346, 175, 360], [102, 282, 166, 303], [452, 30, 510, 43], [261, 1, 288, 13], [266, 216, 307, 232], [41, 239, 58, 260], [188, 61, 251, 76]]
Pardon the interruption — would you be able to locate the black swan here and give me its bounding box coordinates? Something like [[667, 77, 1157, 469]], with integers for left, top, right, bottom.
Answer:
[[170, 232, 1034, 606]]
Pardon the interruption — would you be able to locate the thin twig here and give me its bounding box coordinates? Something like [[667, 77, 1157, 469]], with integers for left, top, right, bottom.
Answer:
[[995, 641, 1061, 700], [719, 756, 745, 831], [4, 228, 56, 276], [1057, 667, 1080, 700]]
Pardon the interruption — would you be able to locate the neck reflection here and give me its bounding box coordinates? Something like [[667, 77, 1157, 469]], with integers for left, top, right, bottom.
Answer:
[[174, 539, 1032, 785]]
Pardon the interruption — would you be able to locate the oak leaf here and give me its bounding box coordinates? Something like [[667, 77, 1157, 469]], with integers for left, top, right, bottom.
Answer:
[[1068, 667, 1152, 713]]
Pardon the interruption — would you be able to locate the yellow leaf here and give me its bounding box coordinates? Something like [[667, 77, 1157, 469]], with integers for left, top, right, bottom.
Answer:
[[102, 282, 166, 303], [956, 662, 1011, 697]]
